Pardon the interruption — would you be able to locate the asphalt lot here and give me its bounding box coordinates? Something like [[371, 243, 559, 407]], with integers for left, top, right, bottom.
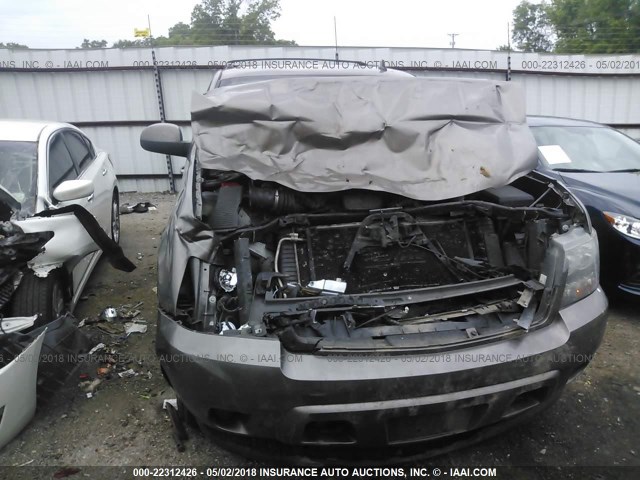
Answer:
[[0, 192, 638, 473]]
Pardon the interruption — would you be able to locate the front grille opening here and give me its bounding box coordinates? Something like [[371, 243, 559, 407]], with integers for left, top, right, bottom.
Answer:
[[207, 408, 249, 433], [302, 420, 356, 445], [504, 386, 549, 418]]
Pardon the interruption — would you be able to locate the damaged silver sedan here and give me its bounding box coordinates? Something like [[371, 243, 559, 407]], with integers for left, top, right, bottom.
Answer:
[[141, 70, 607, 458], [1, 120, 134, 450], [1, 120, 122, 325]]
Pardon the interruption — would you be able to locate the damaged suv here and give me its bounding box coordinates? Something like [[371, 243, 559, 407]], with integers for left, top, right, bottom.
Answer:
[[141, 66, 608, 457]]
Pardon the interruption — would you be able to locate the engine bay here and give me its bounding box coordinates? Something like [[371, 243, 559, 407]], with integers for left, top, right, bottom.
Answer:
[[174, 168, 584, 352]]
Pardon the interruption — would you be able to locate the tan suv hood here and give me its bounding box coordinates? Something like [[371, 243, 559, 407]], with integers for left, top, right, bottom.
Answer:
[[191, 76, 537, 201]]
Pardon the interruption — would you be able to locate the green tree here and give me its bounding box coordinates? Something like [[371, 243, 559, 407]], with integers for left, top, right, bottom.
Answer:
[[112, 0, 295, 47], [0, 42, 29, 49], [78, 39, 108, 49], [548, 0, 640, 53], [512, 1, 555, 52], [510, 0, 640, 53]]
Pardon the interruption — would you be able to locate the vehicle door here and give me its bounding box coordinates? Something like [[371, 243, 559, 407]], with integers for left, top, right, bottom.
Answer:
[[46, 131, 99, 297], [60, 130, 111, 229]]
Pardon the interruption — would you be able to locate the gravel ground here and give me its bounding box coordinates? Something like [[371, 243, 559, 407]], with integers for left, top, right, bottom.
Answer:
[[0, 192, 638, 473]]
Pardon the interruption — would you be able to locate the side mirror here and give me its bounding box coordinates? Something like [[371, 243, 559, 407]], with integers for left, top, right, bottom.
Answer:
[[140, 123, 190, 157], [52, 179, 94, 202]]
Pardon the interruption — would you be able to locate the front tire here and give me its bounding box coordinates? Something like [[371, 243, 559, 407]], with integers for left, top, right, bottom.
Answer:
[[10, 270, 65, 327], [111, 190, 120, 244]]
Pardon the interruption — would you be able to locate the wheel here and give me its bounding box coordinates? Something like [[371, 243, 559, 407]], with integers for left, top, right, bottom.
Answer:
[[111, 190, 120, 244], [10, 270, 66, 327]]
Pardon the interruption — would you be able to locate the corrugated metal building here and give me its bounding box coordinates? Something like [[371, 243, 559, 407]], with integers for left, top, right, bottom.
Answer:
[[1, 46, 639, 192]]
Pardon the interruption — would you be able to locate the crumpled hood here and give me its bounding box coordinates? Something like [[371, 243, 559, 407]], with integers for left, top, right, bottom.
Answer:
[[191, 76, 538, 201]]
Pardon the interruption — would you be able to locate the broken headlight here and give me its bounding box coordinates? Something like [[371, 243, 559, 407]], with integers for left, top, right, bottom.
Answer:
[[561, 230, 599, 307], [603, 212, 640, 240]]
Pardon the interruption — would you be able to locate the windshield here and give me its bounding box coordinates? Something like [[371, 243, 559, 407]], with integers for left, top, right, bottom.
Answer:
[[531, 125, 640, 173], [0, 140, 38, 213]]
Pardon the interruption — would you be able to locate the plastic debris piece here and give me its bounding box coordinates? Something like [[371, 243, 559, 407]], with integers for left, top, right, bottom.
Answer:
[[96, 322, 125, 335], [119, 302, 144, 319], [120, 203, 134, 214], [79, 378, 102, 393], [88, 343, 106, 355], [131, 201, 156, 213], [125, 322, 148, 335], [163, 398, 178, 410], [0, 315, 38, 334], [118, 369, 138, 378]]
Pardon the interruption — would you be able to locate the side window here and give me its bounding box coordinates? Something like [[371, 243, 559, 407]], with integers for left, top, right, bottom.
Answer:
[[48, 134, 78, 192], [63, 131, 94, 172]]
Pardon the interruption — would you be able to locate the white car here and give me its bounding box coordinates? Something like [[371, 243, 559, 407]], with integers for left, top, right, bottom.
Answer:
[[0, 119, 121, 325]]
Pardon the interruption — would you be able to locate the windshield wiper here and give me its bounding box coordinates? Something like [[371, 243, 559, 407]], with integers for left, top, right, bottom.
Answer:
[[602, 168, 640, 173]]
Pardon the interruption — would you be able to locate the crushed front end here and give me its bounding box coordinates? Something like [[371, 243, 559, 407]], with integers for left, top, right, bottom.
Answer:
[[157, 169, 607, 452], [153, 77, 608, 456]]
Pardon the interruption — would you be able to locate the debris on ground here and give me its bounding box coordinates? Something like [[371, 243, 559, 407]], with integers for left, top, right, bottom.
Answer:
[[120, 202, 157, 214], [162, 398, 178, 410], [96, 322, 125, 335], [72, 301, 154, 401], [85, 303, 148, 337], [118, 369, 138, 379], [99, 307, 118, 322], [88, 343, 105, 355], [125, 322, 148, 335], [79, 378, 102, 394], [119, 302, 143, 319], [164, 399, 188, 452]]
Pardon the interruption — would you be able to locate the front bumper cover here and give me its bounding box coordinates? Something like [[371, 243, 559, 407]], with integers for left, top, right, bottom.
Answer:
[[157, 287, 608, 449]]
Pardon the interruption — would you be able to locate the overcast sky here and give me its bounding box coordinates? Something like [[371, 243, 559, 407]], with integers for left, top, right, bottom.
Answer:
[[0, 0, 521, 50]]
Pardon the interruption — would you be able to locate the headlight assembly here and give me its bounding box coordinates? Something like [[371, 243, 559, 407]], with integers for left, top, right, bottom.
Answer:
[[603, 212, 640, 240], [561, 229, 600, 307]]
